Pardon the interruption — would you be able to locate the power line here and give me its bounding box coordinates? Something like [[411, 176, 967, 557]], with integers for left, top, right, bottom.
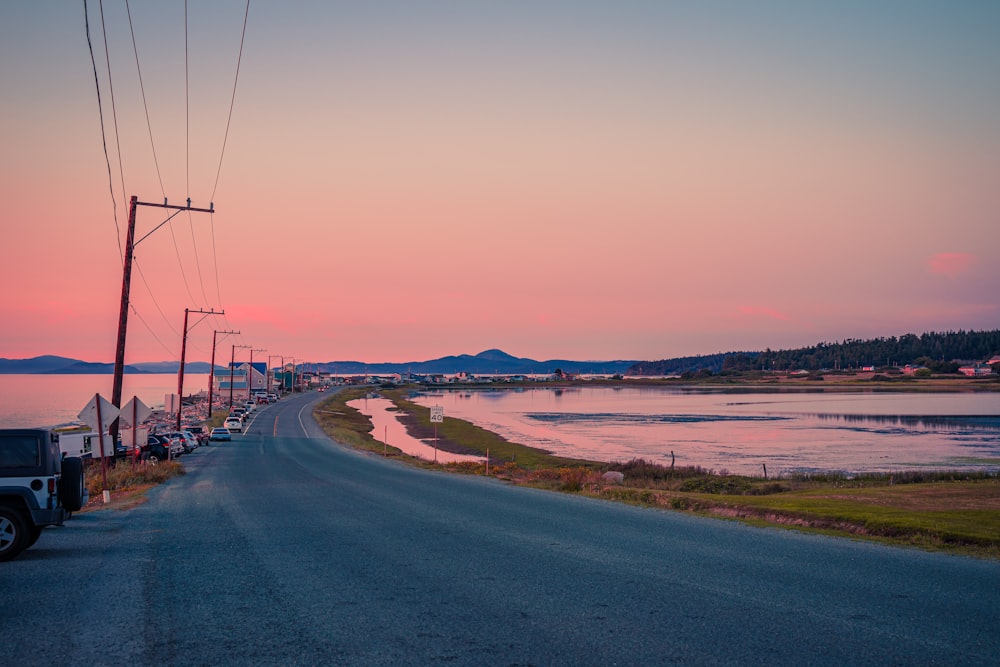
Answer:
[[185, 0, 190, 197], [134, 258, 180, 338], [97, 0, 129, 262], [166, 216, 199, 306], [187, 211, 211, 305], [83, 0, 123, 260], [211, 0, 251, 202], [128, 303, 177, 357], [125, 0, 166, 198]]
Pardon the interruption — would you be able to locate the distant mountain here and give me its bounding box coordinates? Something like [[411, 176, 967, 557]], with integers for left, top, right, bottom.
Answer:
[[314, 349, 638, 375], [0, 356, 222, 374], [131, 361, 220, 374], [0, 350, 635, 375], [0, 355, 85, 373]]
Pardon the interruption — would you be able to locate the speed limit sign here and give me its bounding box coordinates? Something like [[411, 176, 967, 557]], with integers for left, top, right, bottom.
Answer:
[[430, 406, 444, 423]]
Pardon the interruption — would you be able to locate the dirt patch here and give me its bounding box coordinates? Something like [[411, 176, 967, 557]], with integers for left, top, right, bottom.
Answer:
[[80, 486, 152, 512]]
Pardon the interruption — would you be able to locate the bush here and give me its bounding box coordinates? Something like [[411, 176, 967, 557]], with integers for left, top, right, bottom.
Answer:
[[85, 459, 184, 497]]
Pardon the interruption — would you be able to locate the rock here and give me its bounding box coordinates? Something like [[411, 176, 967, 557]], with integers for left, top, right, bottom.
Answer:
[[601, 471, 624, 484]]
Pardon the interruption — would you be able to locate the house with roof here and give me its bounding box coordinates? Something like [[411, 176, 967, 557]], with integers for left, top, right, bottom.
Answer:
[[214, 362, 268, 399]]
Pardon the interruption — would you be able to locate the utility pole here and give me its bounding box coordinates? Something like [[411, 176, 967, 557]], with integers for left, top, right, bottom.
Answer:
[[248, 348, 266, 401], [208, 329, 239, 420], [267, 354, 279, 395], [176, 308, 223, 430], [111, 196, 215, 437], [230, 344, 250, 411]]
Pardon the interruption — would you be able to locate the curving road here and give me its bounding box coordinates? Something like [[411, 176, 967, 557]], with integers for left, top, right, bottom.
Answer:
[[3, 390, 998, 665]]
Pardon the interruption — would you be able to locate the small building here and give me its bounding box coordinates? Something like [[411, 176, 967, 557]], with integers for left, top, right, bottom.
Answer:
[[215, 362, 268, 399], [959, 365, 994, 377]]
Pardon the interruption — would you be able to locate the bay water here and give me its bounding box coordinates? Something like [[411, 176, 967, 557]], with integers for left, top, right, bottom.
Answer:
[[412, 386, 1000, 475], [0, 373, 211, 429]]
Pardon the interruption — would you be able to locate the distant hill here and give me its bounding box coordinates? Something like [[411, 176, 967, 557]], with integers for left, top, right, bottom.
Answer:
[[0, 356, 221, 374], [316, 349, 637, 375], [0, 351, 632, 376], [627, 329, 1000, 375], [0, 355, 82, 373]]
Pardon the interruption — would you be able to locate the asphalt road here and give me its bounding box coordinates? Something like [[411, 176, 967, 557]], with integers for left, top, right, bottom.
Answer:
[[3, 390, 998, 666]]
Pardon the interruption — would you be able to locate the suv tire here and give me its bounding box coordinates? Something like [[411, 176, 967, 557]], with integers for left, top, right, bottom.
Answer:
[[0, 506, 29, 562], [59, 457, 86, 512]]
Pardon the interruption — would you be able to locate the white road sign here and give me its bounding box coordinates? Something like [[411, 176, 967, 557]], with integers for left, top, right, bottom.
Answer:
[[77, 393, 120, 432], [430, 405, 444, 423], [119, 396, 152, 428]]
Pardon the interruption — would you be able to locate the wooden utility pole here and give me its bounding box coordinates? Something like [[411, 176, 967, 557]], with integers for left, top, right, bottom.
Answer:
[[230, 344, 251, 410], [176, 307, 223, 430], [248, 348, 266, 400], [209, 330, 239, 419], [111, 196, 215, 436]]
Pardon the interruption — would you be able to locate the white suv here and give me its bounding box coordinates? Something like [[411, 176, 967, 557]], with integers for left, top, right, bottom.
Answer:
[[1, 429, 87, 561]]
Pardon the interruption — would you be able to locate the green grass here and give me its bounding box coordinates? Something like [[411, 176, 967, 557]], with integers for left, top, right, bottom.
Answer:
[[314, 385, 1000, 558], [381, 388, 601, 469]]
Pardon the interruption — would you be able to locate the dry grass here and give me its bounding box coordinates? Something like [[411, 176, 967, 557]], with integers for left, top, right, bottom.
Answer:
[[81, 458, 185, 511], [314, 389, 1000, 559]]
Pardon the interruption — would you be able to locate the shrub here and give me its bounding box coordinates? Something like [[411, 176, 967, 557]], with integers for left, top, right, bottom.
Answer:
[[85, 459, 184, 497]]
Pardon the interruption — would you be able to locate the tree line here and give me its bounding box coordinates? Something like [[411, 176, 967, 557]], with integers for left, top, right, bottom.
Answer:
[[628, 330, 1000, 375]]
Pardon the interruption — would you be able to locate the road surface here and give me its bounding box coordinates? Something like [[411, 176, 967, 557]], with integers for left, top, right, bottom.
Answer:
[[3, 390, 998, 665]]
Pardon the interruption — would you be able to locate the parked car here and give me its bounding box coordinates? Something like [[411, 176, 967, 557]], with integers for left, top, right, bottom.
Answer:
[[180, 431, 199, 452], [209, 427, 231, 442], [143, 434, 178, 462], [0, 428, 86, 560], [224, 417, 242, 432], [184, 425, 209, 445], [155, 433, 185, 458]]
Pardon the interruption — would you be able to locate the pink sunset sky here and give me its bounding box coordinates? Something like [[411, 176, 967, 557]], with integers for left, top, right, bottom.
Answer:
[[1, 2, 998, 366]]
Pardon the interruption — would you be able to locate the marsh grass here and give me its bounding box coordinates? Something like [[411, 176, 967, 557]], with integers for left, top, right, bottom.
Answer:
[[315, 387, 1000, 558]]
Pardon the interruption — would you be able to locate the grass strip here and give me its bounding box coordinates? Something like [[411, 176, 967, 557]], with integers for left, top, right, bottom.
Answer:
[[313, 386, 1000, 558]]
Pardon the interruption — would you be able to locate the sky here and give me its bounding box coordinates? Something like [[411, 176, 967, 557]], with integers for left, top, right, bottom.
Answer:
[[1, 1, 998, 366]]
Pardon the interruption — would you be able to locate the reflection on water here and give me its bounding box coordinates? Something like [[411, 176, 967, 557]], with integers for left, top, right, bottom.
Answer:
[[348, 397, 484, 464], [412, 387, 1000, 475], [528, 413, 789, 424]]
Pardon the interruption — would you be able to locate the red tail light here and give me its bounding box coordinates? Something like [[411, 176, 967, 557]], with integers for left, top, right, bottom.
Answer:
[[48, 477, 57, 495]]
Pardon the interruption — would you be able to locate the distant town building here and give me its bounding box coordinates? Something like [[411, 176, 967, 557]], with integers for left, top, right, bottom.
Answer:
[[959, 364, 994, 377]]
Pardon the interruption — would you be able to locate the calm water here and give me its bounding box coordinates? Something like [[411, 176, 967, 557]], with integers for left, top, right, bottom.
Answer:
[[412, 386, 1000, 475], [0, 374, 212, 428]]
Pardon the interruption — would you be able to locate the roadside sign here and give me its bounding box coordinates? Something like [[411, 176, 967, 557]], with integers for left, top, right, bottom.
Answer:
[[121, 427, 148, 449], [119, 396, 152, 428], [78, 394, 120, 432], [430, 405, 444, 423]]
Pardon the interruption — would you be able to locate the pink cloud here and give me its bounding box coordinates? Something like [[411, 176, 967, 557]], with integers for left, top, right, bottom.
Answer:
[[928, 252, 977, 277]]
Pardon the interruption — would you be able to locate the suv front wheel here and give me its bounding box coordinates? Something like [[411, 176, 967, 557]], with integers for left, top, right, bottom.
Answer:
[[0, 506, 29, 562]]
